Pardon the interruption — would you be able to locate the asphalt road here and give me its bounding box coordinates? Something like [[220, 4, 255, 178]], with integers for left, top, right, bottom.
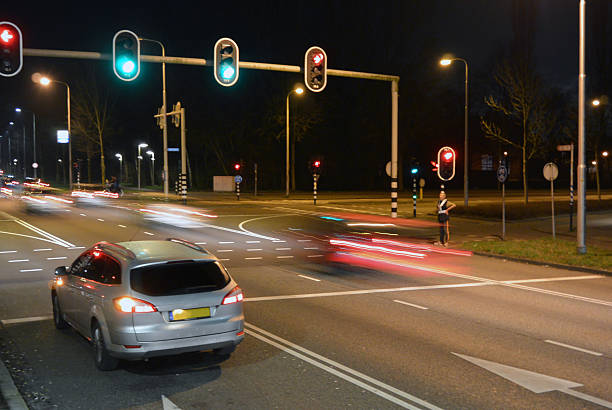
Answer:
[[0, 196, 610, 409]]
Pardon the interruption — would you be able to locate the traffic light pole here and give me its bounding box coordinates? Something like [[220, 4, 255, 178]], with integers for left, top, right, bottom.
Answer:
[[22, 48, 400, 216]]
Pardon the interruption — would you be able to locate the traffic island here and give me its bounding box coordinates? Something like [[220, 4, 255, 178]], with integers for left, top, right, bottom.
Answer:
[[463, 237, 612, 273]]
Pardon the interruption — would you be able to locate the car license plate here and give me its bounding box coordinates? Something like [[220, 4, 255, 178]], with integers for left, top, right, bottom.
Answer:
[[169, 307, 211, 321]]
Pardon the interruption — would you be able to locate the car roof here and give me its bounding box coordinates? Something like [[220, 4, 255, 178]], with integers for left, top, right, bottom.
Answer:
[[99, 240, 217, 267]]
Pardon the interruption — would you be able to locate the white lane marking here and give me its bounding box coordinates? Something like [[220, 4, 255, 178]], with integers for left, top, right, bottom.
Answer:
[[237, 215, 284, 241], [97, 218, 105, 222], [1, 316, 53, 325], [303, 247, 319, 250], [276, 255, 294, 259], [297, 239, 312, 242], [245, 257, 263, 260], [275, 247, 291, 251], [33, 248, 52, 252], [67, 246, 85, 250], [0, 250, 18, 254], [162, 395, 182, 410], [307, 255, 324, 258], [544, 340, 603, 356], [11, 216, 75, 248], [8, 259, 29, 263], [247, 248, 263, 252], [144, 232, 155, 236], [46, 256, 67, 260], [0, 230, 69, 246], [204, 220, 278, 241], [218, 241, 235, 244], [20, 269, 43, 273], [79, 213, 87, 216], [245, 323, 441, 410], [118, 224, 127, 228], [246, 240, 261, 244], [273, 240, 287, 243], [195, 242, 207, 245], [298, 274, 321, 282], [393, 300, 429, 310], [216, 249, 233, 253], [219, 258, 230, 261]]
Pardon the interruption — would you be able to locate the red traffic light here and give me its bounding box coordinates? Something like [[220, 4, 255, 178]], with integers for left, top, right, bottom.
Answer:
[[312, 53, 324, 65], [443, 151, 453, 161], [234, 164, 241, 171], [313, 160, 320, 168], [0, 29, 14, 44]]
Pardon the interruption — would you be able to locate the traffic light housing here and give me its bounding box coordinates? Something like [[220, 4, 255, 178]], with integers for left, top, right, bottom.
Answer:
[[437, 147, 456, 181], [304, 46, 327, 92], [311, 160, 321, 173], [214, 38, 239, 87], [234, 163, 241, 173], [113, 30, 140, 81], [0, 22, 23, 77]]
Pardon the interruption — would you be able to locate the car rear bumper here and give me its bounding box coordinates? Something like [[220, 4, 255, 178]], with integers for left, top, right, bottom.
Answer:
[[107, 327, 244, 359]]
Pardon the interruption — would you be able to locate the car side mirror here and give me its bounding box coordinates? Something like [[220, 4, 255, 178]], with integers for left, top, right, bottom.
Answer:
[[55, 266, 68, 276]]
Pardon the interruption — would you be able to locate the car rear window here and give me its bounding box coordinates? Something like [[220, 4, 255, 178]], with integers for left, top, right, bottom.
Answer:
[[130, 261, 230, 296]]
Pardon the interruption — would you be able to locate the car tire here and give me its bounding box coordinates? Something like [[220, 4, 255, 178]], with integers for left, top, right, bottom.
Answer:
[[92, 322, 119, 371], [213, 345, 235, 356], [52, 293, 69, 330]]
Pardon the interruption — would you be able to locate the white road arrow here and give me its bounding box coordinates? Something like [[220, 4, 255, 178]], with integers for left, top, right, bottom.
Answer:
[[162, 395, 182, 410], [453, 353, 612, 409]]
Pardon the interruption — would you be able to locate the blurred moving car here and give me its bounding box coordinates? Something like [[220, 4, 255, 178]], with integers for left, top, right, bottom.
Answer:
[[50, 238, 244, 371], [22, 177, 51, 194]]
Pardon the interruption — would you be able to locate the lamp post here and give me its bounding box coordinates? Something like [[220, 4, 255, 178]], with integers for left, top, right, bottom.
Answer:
[[590, 98, 603, 200], [7, 122, 14, 174], [137, 143, 148, 189], [38, 76, 72, 189], [577, 0, 587, 254], [440, 57, 469, 207], [285, 87, 304, 197], [115, 153, 123, 183], [139, 37, 168, 196], [146, 150, 155, 185], [14, 107, 36, 178]]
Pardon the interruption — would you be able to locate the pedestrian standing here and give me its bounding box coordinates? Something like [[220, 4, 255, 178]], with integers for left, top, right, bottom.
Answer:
[[435, 191, 456, 247]]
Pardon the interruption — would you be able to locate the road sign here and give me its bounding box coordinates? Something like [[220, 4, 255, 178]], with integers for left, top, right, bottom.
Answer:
[[497, 165, 508, 183], [57, 130, 69, 144], [543, 162, 558, 181], [234, 175, 242, 184], [557, 145, 572, 152], [385, 161, 391, 177]]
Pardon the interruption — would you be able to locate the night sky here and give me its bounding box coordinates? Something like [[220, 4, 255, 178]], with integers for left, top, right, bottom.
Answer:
[[1, 1, 609, 190]]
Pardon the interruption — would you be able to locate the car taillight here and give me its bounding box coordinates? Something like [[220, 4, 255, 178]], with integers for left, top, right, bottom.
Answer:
[[222, 286, 244, 305], [113, 297, 157, 313]]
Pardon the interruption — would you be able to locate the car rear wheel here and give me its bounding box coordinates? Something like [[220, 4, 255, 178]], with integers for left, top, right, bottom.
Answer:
[[52, 293, 69, 330], [92, 322, 119, 371]]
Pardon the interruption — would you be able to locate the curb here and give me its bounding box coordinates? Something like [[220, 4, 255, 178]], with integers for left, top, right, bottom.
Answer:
[[0, 356, 27, 410], [471, 251, 612, 276]]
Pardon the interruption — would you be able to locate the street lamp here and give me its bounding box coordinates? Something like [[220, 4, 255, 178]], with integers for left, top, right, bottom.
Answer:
[[139, 37, 168, 196], [137, 143, 148, 190], [115, 153, 123, 183], [440, 56, 469, 207], [146, 150, 155, 185], [285, 86, 304, 197], [592, 99, 600, 107], [37, 75, 72, 189]]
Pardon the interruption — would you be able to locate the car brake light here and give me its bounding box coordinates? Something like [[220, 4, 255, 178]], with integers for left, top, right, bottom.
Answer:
[[113, 297, 157, 313], [222, 286, 244, 305]]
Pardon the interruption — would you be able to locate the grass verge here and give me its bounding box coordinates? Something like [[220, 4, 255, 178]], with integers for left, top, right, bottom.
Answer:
[[463, 237, 612, 271]]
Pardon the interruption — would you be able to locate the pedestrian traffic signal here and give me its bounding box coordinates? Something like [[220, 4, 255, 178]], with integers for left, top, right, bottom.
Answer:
[[437, 147, 456, 181], [304, 46, 327, 92], [113, 30, 140, 81], [411, 167, 418, 174], [0, 22, 23, 77], [214, 38, 239, 87]]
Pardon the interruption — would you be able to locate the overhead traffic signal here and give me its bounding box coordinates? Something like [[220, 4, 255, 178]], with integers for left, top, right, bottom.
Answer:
[[214, 38, 239, 87], [304, 46, 327, 92], [113, 30, 140, 81], [0, 21, 23, 77], [437, 147, 456, 181]]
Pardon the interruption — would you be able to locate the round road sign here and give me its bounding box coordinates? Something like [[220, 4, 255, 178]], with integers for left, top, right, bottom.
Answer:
[[385, 161, 391, 177], [543, 162, 558, 181], [234, 175, 243, 184], [32, 162, 39, 169], [496, 165, 508, 183]]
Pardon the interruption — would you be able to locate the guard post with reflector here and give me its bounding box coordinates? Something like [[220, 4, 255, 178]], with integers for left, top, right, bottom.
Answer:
[[214, 38, 239, 86], [113, 30, 140, 81], [0, 21, 23, 77], [304, 46, 327, 92], [311, 160, 321, 205]]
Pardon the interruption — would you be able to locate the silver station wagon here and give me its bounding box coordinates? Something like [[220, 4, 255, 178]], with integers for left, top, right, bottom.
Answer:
[[50, 239, 244, 370]]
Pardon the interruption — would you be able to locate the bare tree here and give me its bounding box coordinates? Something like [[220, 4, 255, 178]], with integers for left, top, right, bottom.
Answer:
[[71, 71, 114, 184], [480, 58, 554, 203]]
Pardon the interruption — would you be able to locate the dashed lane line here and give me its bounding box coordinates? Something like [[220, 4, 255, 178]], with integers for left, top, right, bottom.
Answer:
[[307, 255, 324, 258], [19, 269, 43, 273], [97, 218, 105, 222], [297, 239, 312, 242], [0, 250, 17, 254], [8, 259, 29, 263], [303, 247, 319, 250], [276, 255, 294, 259], [1, 316, 52, 325], [218, 241, 235, 244], [393, 300, 429, 310], [79, 213, 87, 216], [247, 249, 263, 252], [33, 248, 52, 252], [46, 256, 67, 260], [118, 224, 127, 228], [144, 232, 155, 236], [216, 250, 233, 253], [195, 242, 207, 245], [246, 240, 261, 244], [297, 274, 321, 282], [544, 340, 603, 356], [245, 257, 263, 260], [67, 246, 85, 250], [275, 247, 291, 251]]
